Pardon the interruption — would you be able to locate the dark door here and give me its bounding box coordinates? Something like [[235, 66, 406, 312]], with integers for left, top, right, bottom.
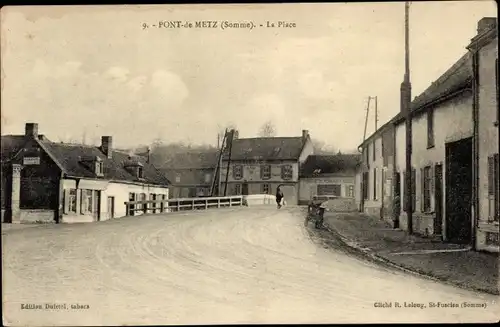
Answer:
[[434, 164, 443, 236], [393, 172, 401, 219], [242, 182, 249, 196], [445, 138, 473, 244], [107, 196, 115, 219]]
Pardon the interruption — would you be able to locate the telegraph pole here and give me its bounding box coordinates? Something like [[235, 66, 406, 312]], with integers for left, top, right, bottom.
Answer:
[[374, 96, 378, 131], [402, 1, 413, 234]]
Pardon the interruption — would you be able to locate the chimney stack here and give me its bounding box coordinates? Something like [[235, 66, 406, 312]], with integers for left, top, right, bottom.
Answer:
[[302, 129, 309, 143], [25, 123, 39, 138], [232, 129, 239, 140], [101, 136, 113, 159], [477, 17, 497, 35]]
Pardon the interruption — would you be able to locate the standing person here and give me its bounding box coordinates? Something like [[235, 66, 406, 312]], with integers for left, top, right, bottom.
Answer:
[[276, 186, 284, 209]]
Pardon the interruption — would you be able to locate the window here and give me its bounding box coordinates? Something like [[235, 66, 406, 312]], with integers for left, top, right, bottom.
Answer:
[[175, 174, 181, 183], [487, 154, 499, 221], [95, 162, 104, 176], [422, 166, 432, 213], [261, 165, 271, 180], [317, 184, 341, 196], [140, 193, 147, 213], [233, 165, 243, 180], [68, 189, 77, 213], [281, 165, 293, 180], [128, 192, 135, 215], [234, 183, 241, 195], [81, 189, 93, 214], [373, 168, 377, 200], [138, 166, 144, 179], [262, 183, 270, 194], [427, 109, 435, 148], [204, 173, 211, 184], [362, 171, 369, 200], [346, 184, 355, 198], [372, 141, 376, 161], [150, 193, 156, 212], [364, 147, 369, 165]]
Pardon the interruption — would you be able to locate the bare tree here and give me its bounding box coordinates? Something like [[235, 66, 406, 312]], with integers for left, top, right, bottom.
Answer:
[[258, 120, 276, 137]]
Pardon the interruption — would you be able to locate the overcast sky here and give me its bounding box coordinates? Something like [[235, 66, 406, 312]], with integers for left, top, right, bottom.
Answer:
[[1, 2, 497, 150]]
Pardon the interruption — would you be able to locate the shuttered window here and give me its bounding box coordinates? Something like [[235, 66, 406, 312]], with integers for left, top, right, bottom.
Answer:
[[64, 189, 77, 214], [421, 166, 432, 213], [260, 165, 271, 180], [403, 169, 416, 213]]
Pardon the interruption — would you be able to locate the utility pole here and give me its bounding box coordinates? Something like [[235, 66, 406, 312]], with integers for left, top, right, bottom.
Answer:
[[374, 96, 378, 131], [362, 96, 372, 142], [402, 1, 413, 234]]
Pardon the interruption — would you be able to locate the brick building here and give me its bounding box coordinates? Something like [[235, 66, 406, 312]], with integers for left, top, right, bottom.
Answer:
[[1, 123, 170, 224]]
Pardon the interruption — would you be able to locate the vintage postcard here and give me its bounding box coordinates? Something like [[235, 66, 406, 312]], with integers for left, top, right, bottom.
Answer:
[[1, 2, 499, 326]]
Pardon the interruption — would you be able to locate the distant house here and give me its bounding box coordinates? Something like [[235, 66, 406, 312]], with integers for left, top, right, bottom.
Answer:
[[298, 154, 360, 207], [1, 123, 170, 224], [220, 129, 314, 205], [160, 151, 218, 198]]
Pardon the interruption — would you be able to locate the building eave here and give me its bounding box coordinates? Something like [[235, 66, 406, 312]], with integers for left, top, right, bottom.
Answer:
[[63, 175, 169, 188]]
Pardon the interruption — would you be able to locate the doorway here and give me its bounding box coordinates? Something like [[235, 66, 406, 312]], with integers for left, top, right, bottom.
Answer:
[[107, 196, 115, 219], [434, 164, 443, 236], [445, 137, 473, 244], [242, 182, 249, 196]]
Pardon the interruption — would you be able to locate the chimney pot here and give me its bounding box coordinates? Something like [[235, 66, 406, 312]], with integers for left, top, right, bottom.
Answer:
[[25, 123, 39, 138], [477, 17, 497, 35], [101, 136, 113, 159]]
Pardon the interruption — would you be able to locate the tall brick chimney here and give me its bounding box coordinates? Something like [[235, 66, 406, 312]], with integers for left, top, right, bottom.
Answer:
[[25, 123, 39, 138], [477, 17, 497, 35], [302, 129, 309, 143], [101, 136, 113, 159]]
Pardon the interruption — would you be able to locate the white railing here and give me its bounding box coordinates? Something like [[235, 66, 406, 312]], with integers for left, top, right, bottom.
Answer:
[[124, 195, 244, 216]]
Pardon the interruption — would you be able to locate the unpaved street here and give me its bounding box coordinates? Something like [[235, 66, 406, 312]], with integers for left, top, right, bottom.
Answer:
[[2, 207, 499, 325]]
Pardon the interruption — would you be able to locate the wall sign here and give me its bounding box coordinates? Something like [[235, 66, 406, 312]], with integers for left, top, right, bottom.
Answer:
[[23, 157, 40, 165]]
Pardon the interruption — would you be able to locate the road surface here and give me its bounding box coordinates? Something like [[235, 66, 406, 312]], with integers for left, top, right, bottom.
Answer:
[[2, 207, 499, 325]]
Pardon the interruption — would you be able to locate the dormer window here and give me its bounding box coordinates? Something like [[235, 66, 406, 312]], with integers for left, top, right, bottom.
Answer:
[[125, 160, 144, 179], [80, 155, 104, 177]]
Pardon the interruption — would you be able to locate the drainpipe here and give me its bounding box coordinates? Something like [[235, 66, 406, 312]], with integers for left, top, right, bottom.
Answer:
[[469, 48, 479, 251], [392, 123, 399, 228]]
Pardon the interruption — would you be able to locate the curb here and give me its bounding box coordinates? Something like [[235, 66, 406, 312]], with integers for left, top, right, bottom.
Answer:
[[323, 223, 500, 296]]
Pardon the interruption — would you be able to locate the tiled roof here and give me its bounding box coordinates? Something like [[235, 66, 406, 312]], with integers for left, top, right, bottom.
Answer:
[[300, 154, 361, 178], [159, 151, 218, 169], [1, 135, 26, 162], [410, 52, 472, 113], [161, 168, 213, 187], [359, 51, 473, 148], [39, 140, 170, 186], [1, 134, 169, 186], [223, 137, 305, 161]]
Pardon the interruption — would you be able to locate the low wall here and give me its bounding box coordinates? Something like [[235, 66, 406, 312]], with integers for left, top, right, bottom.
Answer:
[[20, 210, 55, 224], [243, 194, 276, 206]]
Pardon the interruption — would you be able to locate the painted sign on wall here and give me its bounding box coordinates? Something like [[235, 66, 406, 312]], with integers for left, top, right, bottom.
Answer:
[[23, 157, 40, 165]]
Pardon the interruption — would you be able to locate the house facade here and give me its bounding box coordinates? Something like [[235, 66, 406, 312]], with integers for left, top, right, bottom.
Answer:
[[219, 129, 314, 205], [299, 154, 360, 210], [467, 17, 499, 252], [356, 122, 397, 223], [394, 51, 475, 241], [161, 151, 218, 198], [356, 17, 498, 253], [1, 123, 170, 224]]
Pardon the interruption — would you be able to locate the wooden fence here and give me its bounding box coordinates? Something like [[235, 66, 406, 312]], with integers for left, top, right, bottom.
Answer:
[[124, 195, 244, 216]]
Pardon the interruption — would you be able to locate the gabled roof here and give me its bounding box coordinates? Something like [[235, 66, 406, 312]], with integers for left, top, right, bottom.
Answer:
[[300, 154, 361, 178], [1, 134, 170, 186], [223, 137, 305, 161]]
